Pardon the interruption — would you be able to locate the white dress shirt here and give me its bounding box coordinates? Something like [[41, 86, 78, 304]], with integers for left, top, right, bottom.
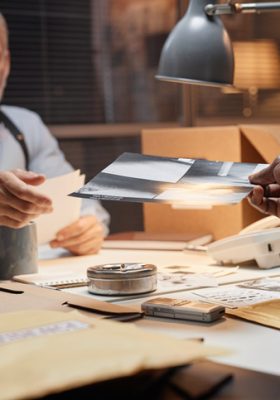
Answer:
[[0, 105, 110, 232]]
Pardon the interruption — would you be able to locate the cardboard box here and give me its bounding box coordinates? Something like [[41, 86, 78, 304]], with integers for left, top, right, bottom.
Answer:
[[142, 124, 280, 240]]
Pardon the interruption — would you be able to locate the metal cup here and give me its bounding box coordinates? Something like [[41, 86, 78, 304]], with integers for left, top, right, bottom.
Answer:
[[0, 222, 38, 280]]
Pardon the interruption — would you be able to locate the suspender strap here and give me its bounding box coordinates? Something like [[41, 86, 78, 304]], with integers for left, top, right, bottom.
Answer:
[[0, 109, 29, 170]]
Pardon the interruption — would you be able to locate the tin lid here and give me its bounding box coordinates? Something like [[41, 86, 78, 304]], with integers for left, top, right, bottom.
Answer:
[[87, 263, 157, 280]]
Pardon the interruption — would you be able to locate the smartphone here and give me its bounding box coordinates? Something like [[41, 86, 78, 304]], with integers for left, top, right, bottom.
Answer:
[[141, 297, 225, 322]]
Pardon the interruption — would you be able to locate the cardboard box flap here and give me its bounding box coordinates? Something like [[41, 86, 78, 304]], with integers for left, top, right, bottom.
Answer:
[[240, 124, 280, 163], [142, 126, 242, 161]]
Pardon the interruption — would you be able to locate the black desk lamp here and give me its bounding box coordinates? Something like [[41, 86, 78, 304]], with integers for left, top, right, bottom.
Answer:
[[156, 0, 280, 87]]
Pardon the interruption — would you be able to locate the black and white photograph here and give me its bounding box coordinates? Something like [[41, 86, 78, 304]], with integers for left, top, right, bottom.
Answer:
[[71, 152, 267, 207]]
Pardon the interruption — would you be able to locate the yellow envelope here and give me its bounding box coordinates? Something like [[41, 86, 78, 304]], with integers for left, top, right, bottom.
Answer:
[[0, 310, 224, 400], [227, 299, 280, 329]]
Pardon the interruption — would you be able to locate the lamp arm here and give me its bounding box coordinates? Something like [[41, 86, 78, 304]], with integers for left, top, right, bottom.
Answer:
[[205, 2, 280, 16]]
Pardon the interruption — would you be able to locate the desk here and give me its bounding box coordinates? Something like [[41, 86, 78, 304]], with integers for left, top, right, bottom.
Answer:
[[38, 246, 280, 377], [125, 301, 280, 376]]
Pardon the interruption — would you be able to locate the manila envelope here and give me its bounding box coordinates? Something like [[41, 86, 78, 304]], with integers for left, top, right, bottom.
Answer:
[[0, 310, 224, 400], [227, 299, 280, 330], [0, 281, 142, 321]]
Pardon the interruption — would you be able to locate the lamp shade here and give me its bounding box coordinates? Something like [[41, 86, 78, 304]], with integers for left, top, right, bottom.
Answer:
[[156, 0, 234, 87]]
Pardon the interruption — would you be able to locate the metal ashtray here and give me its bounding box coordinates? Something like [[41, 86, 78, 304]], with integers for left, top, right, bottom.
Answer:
[[87, 263, 157, 295]]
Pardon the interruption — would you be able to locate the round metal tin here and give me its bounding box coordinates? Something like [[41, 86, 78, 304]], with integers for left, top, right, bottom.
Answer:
[[87, 263, 157, 295]]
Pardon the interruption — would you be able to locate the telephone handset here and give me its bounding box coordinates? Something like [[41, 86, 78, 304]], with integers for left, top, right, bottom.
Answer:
[[238, 215, 280, 235], [207, 216, 280, 269]]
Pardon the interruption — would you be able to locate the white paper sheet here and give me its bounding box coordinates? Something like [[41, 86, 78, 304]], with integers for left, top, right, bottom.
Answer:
[[192, 286, 280, 308], [239, 277, 280, 292], [35, 170, 85, 245]]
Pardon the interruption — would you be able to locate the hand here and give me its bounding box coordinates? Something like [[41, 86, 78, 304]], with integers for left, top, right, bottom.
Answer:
[[248, 157, 280, 217], [0, 169, 53, 228], [50, 215, 105, 255]]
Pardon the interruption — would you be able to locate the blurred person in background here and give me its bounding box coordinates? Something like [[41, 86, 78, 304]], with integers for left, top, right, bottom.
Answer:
[[0, 13, 110, 255]]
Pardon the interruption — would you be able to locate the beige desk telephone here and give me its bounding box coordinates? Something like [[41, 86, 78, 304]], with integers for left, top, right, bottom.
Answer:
[[207, 216, 280, 269]]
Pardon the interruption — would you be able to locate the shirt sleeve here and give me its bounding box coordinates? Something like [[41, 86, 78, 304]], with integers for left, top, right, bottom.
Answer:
[[28, 113, 110, 233]]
